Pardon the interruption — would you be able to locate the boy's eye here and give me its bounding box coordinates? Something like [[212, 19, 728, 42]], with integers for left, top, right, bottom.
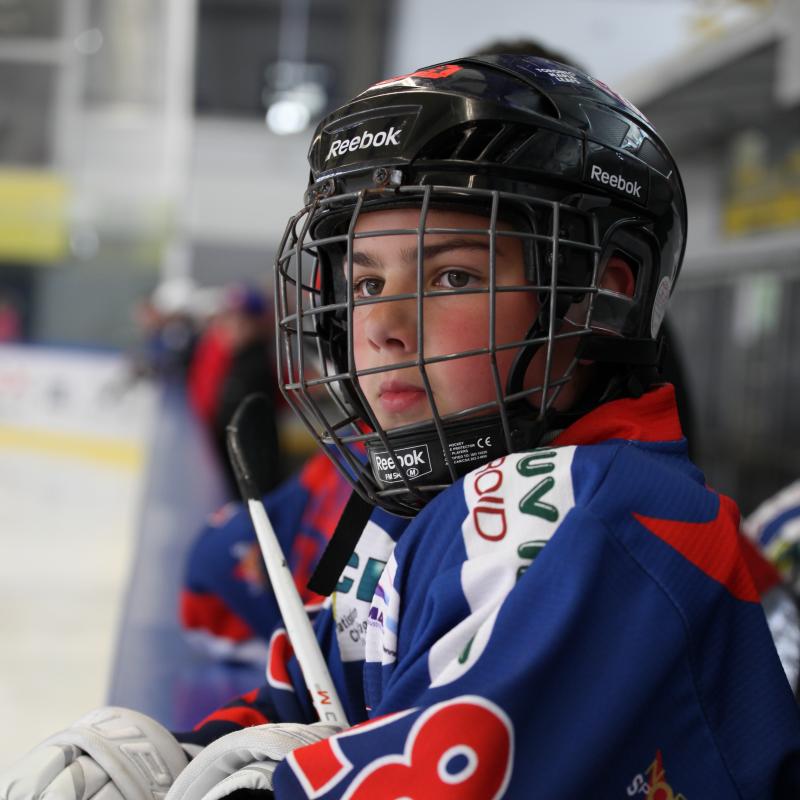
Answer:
[[437, 270, 474, 290], [354, 277, 384, 297]]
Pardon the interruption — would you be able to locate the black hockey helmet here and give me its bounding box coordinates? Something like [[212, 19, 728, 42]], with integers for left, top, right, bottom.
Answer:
[[275, 55, 687, 516]]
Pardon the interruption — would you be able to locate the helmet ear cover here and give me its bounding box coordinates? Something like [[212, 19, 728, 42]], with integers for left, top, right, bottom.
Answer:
[[581, 225, 658, 341]]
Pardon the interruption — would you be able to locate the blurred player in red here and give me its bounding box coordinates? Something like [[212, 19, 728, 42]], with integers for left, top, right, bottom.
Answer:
[[188, 283, 284, 496]]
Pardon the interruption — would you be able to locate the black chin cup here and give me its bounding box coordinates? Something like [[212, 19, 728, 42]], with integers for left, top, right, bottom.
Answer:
[[365, 411, 552, 503], [367, 417, 506, 491]]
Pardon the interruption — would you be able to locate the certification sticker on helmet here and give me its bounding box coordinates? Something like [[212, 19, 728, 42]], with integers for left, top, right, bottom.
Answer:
[[651, 276, 671, 338]]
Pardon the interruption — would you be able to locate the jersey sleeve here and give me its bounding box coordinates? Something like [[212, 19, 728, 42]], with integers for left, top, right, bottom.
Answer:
[[272, 447, 800, 798], [180, 449, 349, 646], [180, 472, 310, 651], [175, 604, 343, 747]]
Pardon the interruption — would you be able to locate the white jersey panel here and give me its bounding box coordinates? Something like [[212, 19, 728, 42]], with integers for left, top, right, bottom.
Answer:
[[333, 519, 396, 663], [429, 446, 577, 688]]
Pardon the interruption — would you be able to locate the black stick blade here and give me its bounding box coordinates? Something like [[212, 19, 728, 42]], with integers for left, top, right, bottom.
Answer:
[[227, 393, 274, 501]]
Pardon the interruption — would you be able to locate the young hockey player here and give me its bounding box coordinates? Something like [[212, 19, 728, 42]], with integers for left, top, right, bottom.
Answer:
[[181, 36, 800, 695], [3, 54, 800, 799]]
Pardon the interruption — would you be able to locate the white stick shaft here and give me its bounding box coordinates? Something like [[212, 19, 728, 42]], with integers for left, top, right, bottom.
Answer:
[[246, 499, 349, 726]]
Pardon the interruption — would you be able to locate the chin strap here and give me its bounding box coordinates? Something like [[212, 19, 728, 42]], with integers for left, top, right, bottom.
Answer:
[[579, 334, 663, 367], [581, 332, 664, 403]]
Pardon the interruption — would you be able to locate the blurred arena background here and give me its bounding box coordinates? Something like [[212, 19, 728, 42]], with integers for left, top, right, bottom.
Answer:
[[1, 0, 798, 762]]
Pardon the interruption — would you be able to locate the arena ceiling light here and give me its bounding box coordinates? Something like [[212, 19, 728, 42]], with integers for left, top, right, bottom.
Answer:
[[263, 0, 327, 136], [264, 63, 328, 136]]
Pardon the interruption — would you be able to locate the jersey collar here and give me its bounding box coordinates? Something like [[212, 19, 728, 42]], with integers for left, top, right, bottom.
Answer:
[[551, 384, 684, 448]]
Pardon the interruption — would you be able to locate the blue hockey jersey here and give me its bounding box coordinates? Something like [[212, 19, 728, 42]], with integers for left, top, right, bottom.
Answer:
[[181, 386, 800, 798]]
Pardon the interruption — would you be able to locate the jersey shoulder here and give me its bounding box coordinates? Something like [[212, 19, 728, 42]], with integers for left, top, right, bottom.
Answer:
[[395, 435, 739, 606]]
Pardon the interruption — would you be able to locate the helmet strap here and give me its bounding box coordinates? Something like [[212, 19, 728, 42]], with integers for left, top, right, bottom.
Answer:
[[307, 490, 375, 597]]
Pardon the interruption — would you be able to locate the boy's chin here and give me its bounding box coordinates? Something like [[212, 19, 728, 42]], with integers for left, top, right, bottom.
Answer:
[[376, 406, 491, 434], [377, 412, 434, 433]]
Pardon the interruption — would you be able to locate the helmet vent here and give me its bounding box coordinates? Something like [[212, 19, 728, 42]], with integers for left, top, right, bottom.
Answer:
[[419, 121, 537, 164], [637, 139, 672, 177]]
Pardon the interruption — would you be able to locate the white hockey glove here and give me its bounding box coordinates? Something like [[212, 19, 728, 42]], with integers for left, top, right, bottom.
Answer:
[[0, 707, 190, 800], [164, 723, 340, 800]]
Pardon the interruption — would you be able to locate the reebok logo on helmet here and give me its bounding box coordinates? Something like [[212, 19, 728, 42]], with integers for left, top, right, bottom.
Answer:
[[325, 126, 402, 161], [585, 151, 650, 206], [589, 164, 641, 198]]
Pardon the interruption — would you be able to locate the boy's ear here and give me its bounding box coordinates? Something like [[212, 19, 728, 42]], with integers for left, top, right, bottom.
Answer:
[[601, 255, 635, 298]]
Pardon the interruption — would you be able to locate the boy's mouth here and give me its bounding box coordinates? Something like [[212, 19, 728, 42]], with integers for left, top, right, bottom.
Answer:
[[377, 380, 427, 414]]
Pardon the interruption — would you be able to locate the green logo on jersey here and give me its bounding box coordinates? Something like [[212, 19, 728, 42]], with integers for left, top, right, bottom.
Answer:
[[516, 450, 559, 522], [458, 635, 475, 664], [516, 540, 547, 580]]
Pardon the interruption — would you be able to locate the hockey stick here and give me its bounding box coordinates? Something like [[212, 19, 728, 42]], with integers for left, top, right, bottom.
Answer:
[[227, 394, 349, 726]]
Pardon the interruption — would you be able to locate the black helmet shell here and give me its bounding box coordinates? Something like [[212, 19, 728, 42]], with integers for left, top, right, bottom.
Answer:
[[275, 56, 688, 515]]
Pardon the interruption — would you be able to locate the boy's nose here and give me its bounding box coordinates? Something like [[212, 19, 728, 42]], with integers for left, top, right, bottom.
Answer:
[[362, 295, 418, 355]]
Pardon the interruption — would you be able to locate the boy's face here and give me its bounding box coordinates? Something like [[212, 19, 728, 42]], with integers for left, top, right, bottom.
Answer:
[[351, 207, 556, 431]]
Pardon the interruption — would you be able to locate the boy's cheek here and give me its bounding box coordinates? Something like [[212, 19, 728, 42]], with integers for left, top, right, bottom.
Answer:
[[428, 354, 503, 412], [425, 314, 486, 353]]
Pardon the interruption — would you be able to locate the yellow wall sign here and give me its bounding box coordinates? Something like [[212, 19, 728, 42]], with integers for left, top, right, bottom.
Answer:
[[0, 169, 68, 263], [723, 130, 800, 237]]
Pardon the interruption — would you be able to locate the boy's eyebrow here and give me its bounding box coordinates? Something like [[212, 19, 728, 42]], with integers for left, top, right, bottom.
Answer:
[[351, 237, 504, 269]]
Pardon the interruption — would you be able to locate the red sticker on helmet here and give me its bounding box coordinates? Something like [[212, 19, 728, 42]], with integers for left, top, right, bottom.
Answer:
[[373, 64, 462, 87], [410, 64, 462, 80]]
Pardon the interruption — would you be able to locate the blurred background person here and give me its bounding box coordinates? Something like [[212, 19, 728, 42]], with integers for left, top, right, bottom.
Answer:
[[188, 282, 283, 497], [0, 293, 22, 342], [130, 276, 203, 381]]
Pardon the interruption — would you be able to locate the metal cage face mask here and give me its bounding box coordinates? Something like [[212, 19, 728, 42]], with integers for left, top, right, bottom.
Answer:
[[275, 184, 606, 516]]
